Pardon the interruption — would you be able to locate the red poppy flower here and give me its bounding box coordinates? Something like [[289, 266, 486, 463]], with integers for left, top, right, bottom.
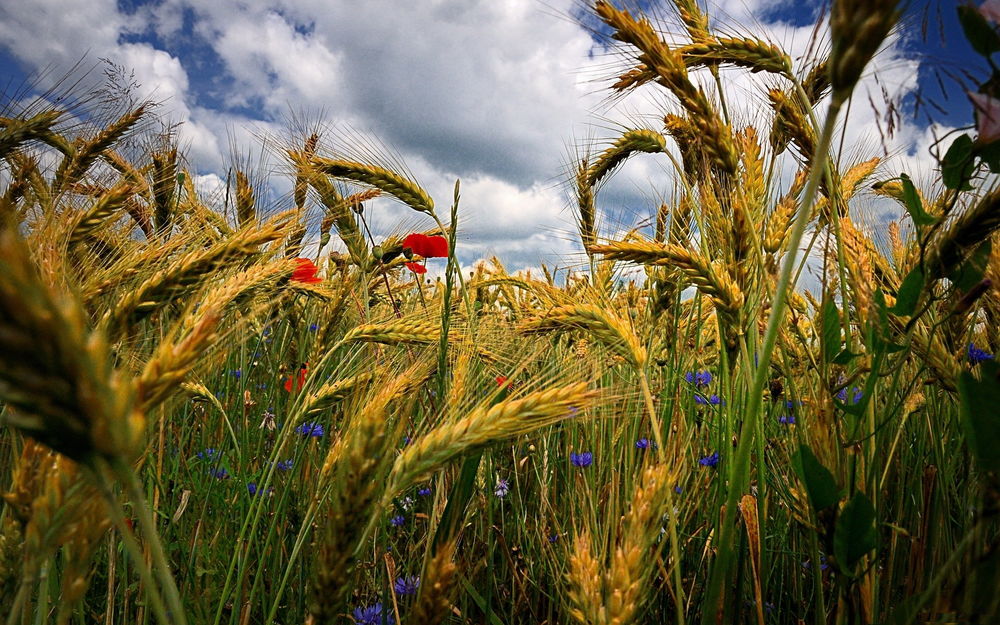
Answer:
[[284, 364, 308, 393], [496, 376, 509, 388], [291, 258, 322, 284], [404, 261, 427, 274], [403, 233, 449, 258]]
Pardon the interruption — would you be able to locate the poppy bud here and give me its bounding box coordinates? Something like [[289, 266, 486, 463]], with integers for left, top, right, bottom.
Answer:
[[402, 247, 414, 260], [372, 245, 383, 259]]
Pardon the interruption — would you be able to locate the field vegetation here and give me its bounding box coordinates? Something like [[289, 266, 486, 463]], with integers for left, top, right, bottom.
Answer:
[[2, 1, 1000, 624]]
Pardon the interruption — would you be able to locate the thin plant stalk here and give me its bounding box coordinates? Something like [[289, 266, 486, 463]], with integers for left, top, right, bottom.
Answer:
[[700, 97, 845, 624]]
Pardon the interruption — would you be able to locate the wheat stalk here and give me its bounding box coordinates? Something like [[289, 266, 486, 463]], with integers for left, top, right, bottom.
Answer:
[[0, 227, 138, 463], [519, 304, 646, 368], [409, 540, 459, 625], [307, 154, 434, 215], [53, 105, 147, 191], [67, 183, 133, 248], [595, 0, 739, 174], [342, 319, 441, 345], [587, 129, 666, 186], [679, 37, 792, 76], [384, 382, 596, 497], [0, 110, 64, 159], [566, 532, 604, 625], [104, 211, 294, 333], [234, 170, 256, 227], [829, 0, 901, 102]]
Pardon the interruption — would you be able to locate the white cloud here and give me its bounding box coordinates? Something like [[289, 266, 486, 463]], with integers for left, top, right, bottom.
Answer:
[[0, 0, 945, 273]]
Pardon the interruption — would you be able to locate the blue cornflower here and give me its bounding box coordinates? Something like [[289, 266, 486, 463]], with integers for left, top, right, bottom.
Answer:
[[402, 436, 412, 447], [417, 486, 432, 497], [779, 415, 796, 425], [570, 451, 593, 468], [210, 467, 230, 479], [352, 603, 393, 625], [836, 386, 863, 404], [694, 393, 722, 405], [685, 370, 713, 386], [548, 533, 559, 543], [247, 483, 271, 497], [309, 323, 319, 332], [390, 515, 405, 527], [699, 452, 720, 467], [197, 448, 218, 461], [495, 479, 510, 498], [275, 459, 294, 471], [635, 438, 651, 450], [230, 369, 242, 379], [393, 576, 420, 596], [786, 399, 800, 411], [802, 554, 829, 571], [295, 422, 324, 438], [969, 343, 995, 365], [673, 485, 683, 494]]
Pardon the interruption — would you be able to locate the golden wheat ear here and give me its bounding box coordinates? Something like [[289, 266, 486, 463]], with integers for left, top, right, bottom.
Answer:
[[0, 226, 139, 464], [0, 109, 64, 159]]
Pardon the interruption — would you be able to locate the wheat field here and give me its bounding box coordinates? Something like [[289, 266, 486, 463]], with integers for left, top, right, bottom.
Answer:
[[2, 1, 1000, 624]]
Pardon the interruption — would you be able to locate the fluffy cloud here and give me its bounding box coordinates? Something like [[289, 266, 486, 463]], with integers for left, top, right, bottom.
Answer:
[[0, 0, 948, 273]]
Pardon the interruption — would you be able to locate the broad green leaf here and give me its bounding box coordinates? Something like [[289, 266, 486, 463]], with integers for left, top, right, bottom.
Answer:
[[793, 445, 840, 513], [942, 134, 975, 190], [977, 133, 1000, 170], [888, 265, 924, 316], [899, 173, 937, 227], [958, 6, 1000, 57], [948, 239, 992, 293], [957, 360, 1000, 473], [834, 491, 877, 576], [832, 348, 861, 365], [821, 295, 841, 363]]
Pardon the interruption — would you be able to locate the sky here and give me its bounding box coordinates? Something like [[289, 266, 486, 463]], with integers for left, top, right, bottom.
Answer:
[[0, 0, 986, 276]]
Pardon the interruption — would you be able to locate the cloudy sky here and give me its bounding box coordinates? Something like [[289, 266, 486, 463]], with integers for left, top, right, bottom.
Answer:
[[0, 0, 983, 274]]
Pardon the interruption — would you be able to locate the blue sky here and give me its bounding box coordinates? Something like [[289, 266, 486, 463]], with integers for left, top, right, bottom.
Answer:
[[0, 0, 984, 273]]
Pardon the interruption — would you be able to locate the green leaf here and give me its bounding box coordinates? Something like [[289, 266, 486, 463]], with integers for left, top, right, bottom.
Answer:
[[793, 445, 840, 513], [459, 576, 508, 625], [888, 265, 924, 316], [957, 360, 1000, 473], [977, 135, 1000, 171], [958, 6, 1000, 57], [834, 491, 877, 576], [948, 239, 993, 293], [942, 134, 976, 190], [821, 295, 841, 363], [832, 348, 861, 365], [899, 174, 937, 226]]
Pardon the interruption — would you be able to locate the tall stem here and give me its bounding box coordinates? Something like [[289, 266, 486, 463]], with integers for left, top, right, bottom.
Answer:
[[85, 462, 173, 625], [638, 372, 686, 625], [109, 457, 188, 625], [700, 97, 845, 624]]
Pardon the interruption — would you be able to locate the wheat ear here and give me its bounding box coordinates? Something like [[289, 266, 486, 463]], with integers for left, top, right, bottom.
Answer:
[[384, 382, 596, 498], [308, 154, 434, 215]]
